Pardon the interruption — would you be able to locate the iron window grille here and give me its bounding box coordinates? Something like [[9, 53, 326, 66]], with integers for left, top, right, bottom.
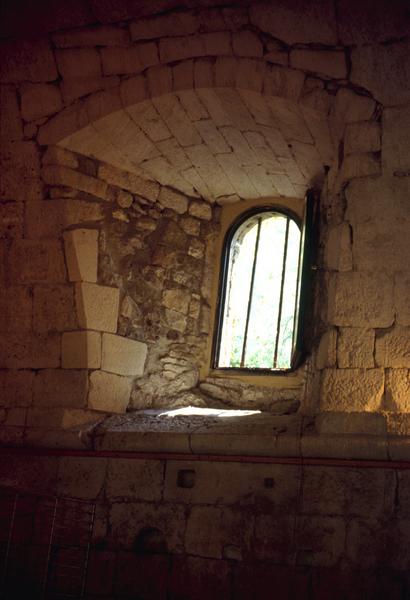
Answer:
[[212, 191, 317, 373]]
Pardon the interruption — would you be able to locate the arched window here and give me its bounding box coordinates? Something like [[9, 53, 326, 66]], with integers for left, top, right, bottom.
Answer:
[[212, 197, 315, 372]]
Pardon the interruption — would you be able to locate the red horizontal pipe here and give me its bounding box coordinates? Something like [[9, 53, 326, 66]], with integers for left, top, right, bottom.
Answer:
[[1, 446, 410, 469]]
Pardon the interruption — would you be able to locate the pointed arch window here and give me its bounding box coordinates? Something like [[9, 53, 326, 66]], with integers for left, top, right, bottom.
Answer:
[[212, 196, 315, 372]]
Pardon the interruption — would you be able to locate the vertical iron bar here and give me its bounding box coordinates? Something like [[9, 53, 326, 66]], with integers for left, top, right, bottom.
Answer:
[[1, 492, 18, 594], [240, 217, 262, 367], [273, 217, 290, 368], [80, 503, 95, 598], [42, 496, 58, 600]]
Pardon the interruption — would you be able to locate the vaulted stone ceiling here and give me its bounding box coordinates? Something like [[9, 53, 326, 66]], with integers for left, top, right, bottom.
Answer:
[[59, 87, 332, 203]]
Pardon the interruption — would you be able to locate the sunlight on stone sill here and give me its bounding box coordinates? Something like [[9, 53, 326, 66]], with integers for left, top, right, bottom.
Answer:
[[143, 407, 262, 418]]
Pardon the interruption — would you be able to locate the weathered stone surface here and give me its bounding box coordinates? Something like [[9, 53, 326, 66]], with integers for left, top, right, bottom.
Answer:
[[0, 332, 60, 369], [158, 187, 188, 214], [0, 85, 23, 140], [76, 282, 119, 333], [62, 330, 101, 369], [55, 48, 101, 79], [385, 369, 410, 412], [324, 222, 352, 272], [344, 121, 381, 155], [101, 333, 147, 376], [346, 176, 410, 226], [395, 273, 410, 326], [316, 328, 337, 369], [106, 458, 163, 501], [340, 153, 380, 182], [43, 146, 79, 169], [250, 2, 337, 45], [185, 505, 253, 559], [63, 229, 99, 283], [33, 369, 88, 408], [350, 40, 410, 106], [382, 105, 410, 176], [162, 288, 191, 315], [352, 220, 409, 272], [328, 272, 394, 328], [375, 328, 410, 368], [254, 514, 295, 562], [53, 25, 129, 48], [316, 412, 387, 436], [188, 200, 212, 220], [232, 31, 262, 58], [98, 163, 159, 201], [290, 49, 347, 79], [0, 141, 42, 201], [33, 285, 77, 332], [88, 370, 132, 413], [0, 369, 34, 407], [20, 83, 62, 121], [0, 201, 23, 239], [345, 519, 386, 569], [0, 38, 57, 82], [338, 0, 410, 44], [26, 200, 103, 239], [295, 516, 345, 567], [9, 240, 67, 283], [337, 328, 375, 368], [101, 44, 158, 76], [130, 13, 199, 41], [42, 165, 108, 200], [320, 368, 384, 412], [330, 88, 375, 142], [57, 457, 106, 499]]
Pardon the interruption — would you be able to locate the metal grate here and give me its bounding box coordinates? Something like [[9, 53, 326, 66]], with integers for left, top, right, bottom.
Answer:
[[0, 487, 95, 600]]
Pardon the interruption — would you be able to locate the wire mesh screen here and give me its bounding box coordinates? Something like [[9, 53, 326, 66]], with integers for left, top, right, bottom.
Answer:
[[0, 486, 95, 600]]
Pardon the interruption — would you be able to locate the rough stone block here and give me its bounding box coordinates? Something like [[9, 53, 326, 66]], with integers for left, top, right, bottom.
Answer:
[[41, 165, 108, 200], [9, 240, 67, 283], [345, 519, 386, 569], [185, 505, 253, 559], [382, 105, 410, 176], [320, 368, 384, 412], [330, 88, 375, 142], [101, 333, 147, 377], [0, 370, 34, 407], [42, 146, 79, 169], [395, 273, 410, 326], [352, 220, 409, 272], [0, 332, 60, 369], [98, 163, 159, 201], [0, 38, 57, 82], [55, 48, 101, 79], [63, 229, 99, 283], [290, 49, 347, 79], [188, 200, 212, 220], [101, 44, 158, 75], [26, 201, 104, 239], [316, 328, 337, 369], [162, 288, 191, 315], [295, 516, 345, 567], [324, 222, 352, 272], [385, 369, 410, 412], [232, 31, 262, 58], [146, 65, 172, 97], [88, 370, 132, 413], [328, 272, 394, 328], [0, 85, 23, 140], [106, 459, 163, 501], [202, 31, 232, 56], [344, 121, 381, 155], [75, 282, 119, 333], [62, 331, 101, 369], [346, 176, 410, 226], [254, 514, 295, 562], [57, 457, 106, 499], [53, 25, 129, 48], [340, 153, 380, 182], [375, 328, 410, 368], [316, 412, 387, 436], [158, 187, 188, 214], [34, 285, 77, 332], [33, 369, 88, 408], [0, 201, 23, 239], [351, 40, 410, 106], [20, 83, 62, 121], [337, 328, 375, 368], [0, 141, 42, 201], [130, 12, 199, 41]]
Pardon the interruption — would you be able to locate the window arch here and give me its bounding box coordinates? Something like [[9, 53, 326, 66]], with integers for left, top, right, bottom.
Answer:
[[212, 197, 315, 373]]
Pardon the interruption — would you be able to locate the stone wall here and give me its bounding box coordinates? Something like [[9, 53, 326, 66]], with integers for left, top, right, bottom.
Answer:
[[0, 451, 409, 598]]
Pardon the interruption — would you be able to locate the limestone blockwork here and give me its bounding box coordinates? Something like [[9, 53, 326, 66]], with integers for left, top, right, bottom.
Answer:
[[0, 0, 409, 596]]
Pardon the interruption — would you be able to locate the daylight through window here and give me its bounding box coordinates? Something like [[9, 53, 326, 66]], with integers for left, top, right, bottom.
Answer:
[[214, 209, 303, 371]]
